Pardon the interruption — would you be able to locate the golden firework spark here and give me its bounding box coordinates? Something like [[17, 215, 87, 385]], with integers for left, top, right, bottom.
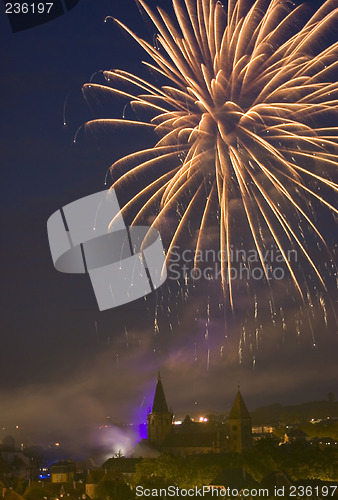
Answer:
[[83, 0, 338, 308]]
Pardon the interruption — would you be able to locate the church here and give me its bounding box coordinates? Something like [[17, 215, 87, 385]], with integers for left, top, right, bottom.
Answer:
[[133, 374, 252, 457]]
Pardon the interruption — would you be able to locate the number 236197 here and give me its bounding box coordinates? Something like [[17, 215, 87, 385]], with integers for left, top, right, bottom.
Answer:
[[5, 3, 53, 14]]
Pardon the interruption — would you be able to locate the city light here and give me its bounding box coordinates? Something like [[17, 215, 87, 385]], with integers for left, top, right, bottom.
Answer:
[[199, 417, 208, 423]]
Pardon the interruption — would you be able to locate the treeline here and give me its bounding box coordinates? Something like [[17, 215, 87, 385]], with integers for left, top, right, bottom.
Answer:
[[251, 400, 338, 425]]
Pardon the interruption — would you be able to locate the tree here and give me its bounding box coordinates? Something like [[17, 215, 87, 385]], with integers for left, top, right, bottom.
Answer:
[[96, 479, 134, 500], [13, 476, 27, 495], [135, 454, 224, 489], [24, 486, 47, 500]]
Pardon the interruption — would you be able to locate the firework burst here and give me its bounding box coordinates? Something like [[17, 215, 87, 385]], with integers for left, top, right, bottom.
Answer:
[[82, 0, 338, 309]]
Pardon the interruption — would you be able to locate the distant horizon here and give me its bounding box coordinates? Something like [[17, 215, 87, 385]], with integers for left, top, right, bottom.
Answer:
[[0, 0, 337, 465]]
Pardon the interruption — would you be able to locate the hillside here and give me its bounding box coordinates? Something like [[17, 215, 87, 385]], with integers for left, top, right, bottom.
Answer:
[[251, 400, 338, 425]]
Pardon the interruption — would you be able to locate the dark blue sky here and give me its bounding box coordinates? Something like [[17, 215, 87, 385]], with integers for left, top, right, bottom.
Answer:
[[0, 0, 337, 452]]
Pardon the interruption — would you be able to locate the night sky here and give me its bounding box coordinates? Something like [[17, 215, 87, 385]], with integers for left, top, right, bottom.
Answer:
[[0, 0, 337, 457]]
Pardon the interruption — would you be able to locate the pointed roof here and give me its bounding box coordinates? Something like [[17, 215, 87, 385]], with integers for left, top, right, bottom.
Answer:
[[183, 415, 193, 425], [152, 373, 169, 413], [229, 391, 251, 420]]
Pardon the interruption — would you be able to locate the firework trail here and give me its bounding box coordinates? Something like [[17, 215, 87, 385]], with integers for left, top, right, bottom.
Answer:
[[83, 0, 338, 309]]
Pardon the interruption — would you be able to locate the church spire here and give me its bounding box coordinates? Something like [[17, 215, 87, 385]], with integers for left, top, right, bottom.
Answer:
[[152, 374, 169, 413], [228, 390, 252, 453], [147, 374, 173, 446], [229, 390, 251, 420]]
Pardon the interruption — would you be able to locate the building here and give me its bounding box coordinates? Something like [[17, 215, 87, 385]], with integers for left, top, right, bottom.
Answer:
[[134, 375, 252, 457], [283, 428, 308, 444], [260, 471, 293, 491], [147, 373, 173, 446], [102, 457, 142, 482], [85, 469, 105, 499], [0, 436, 32, 480], [161, 413, 227, 455], [50, 461, 75, 483], [227, 390, 253, 453]]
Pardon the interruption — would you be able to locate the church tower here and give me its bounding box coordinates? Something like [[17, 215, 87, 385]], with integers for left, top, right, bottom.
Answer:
[[227, 390, 252, 453], [147, 373, 173, 446]]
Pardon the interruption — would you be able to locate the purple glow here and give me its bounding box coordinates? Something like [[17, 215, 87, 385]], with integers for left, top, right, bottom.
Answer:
[[139, 423, 147, 440]]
